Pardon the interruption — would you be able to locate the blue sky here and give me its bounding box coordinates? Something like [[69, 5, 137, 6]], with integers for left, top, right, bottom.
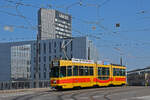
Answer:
[[0, 0, 150, 70]]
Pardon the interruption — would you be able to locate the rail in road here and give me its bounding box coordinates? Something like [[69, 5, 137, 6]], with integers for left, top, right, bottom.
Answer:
[[0, 86, 150, 100]]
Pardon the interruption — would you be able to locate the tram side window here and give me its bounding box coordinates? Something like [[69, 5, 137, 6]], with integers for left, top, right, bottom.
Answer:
[[101, 67, 109, 75], [67, 66, 72, 76], [106, 68, 110, 75], [84, 67, 89, 76], [102, 68, 105, 75], [60, 66, 66, 77], [116, 68, 120, 76], [102, 68, 106, 75], [120, 69, 123, 76], [113, 68, 126, 76], [73, 66, 78, 76], [51, 67, 59, 77], [98, 67, 102, 75], [79, 66, 84, 76], [122, 69, 126, 76], [89, 67, 93, 75], [113, 68, 117, 76]]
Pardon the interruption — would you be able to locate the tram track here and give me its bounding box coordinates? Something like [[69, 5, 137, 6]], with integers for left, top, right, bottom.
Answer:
[[102, 86, 147, 100], [10, 87, 121, 100], [58, 86, 126, 100], [9, 86, 145, 100], [84, 86, 144, 100], [11, 90, 55, 100], [57, 87, 105, 100]]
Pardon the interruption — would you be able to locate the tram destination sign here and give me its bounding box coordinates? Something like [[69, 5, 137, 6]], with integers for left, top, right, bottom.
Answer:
[[72, 58, 94, 64]]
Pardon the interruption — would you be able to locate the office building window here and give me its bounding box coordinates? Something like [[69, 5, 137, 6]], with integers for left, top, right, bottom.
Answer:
[[38, 43, 41, 54], [54, 49, 56, 53], [71, 41, 72, 51], [39, 73, 41, 79], [49, 56, 51, 61], [34, 57, 36, 63], [43, 43, 46, 54], [27, 67, 30, 72], [49, 42, 51, 53], [71, 54, 73, 58], [44, 56, 46, 62], [49, 72, 51, 77], [44, 64, 46, 71], [60, 42, 62, 52], [44, 72, 46, 79], [39, 64, 41, 71], [39, 57, 41, 63], [60, 55, 62, 58], [27, 74, 29, 79], [34, 74, 36, 79], [54, 42, 56, 48]]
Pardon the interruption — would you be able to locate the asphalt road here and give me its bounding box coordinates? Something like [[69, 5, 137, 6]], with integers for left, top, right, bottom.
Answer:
[[0, 86, 150, 100]]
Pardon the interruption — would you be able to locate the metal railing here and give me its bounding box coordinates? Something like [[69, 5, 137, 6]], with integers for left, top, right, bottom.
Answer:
[[0, 80, 50, 90]]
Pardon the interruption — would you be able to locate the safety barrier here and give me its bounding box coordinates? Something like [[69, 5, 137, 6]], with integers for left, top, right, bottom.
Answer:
[[0, 80, 50, 90]]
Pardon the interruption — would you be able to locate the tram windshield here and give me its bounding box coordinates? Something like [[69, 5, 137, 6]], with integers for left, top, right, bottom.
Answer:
[[51, 67, 59, 77]]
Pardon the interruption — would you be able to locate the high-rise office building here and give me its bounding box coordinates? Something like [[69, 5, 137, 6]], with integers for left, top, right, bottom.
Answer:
[[38, 8, 72, 40]]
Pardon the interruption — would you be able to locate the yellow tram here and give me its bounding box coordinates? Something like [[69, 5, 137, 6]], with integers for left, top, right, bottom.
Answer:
[[50, 58, 126, 90]]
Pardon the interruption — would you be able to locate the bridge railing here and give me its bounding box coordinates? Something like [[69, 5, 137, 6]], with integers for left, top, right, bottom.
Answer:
[[0, 80, 50, 90]]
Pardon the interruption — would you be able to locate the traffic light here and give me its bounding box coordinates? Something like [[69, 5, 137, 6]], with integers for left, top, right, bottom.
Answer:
[[116, 23, 120, 27]]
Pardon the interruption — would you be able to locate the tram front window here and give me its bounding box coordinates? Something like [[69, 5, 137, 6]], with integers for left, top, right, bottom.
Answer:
[[60, 66, 66, 77], [51, 67, 59, 77]]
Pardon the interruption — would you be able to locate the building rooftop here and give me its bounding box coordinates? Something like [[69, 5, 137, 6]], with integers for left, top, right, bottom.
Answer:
[[127, 66, 150, 74]]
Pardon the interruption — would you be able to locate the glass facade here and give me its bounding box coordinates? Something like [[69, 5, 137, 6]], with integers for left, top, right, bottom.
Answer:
[[11, 44, 31, 80]]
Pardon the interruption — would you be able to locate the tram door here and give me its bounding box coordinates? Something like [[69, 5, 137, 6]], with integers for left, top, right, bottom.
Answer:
[[110, 66, 113, 85], [97, 67, 111, 86], [67, 66, 73, 87], [73, 66, 79, 87], [89, 66, 94, 86]]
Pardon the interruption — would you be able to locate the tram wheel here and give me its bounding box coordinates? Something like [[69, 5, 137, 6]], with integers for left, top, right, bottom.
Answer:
[[74, 86, 81, 90], [56, 86, 62, 91]]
